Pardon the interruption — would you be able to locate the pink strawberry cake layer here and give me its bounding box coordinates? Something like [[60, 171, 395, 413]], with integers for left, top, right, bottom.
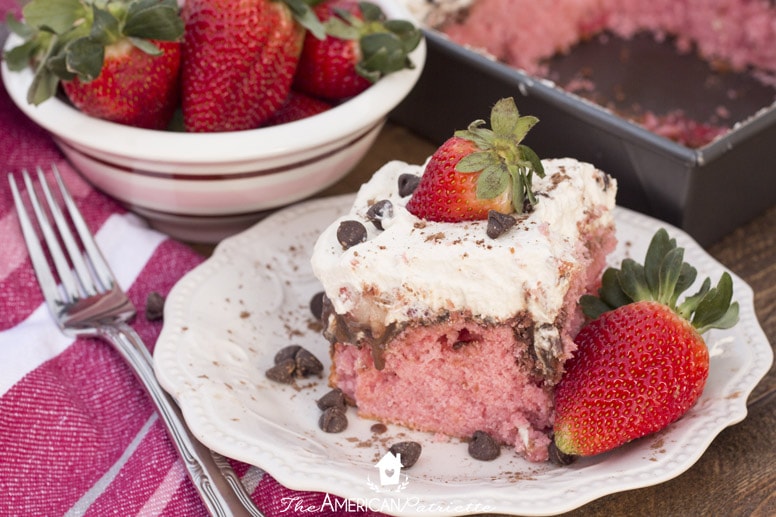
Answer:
[[311, 158, 617, 462], [406, 0, 776, 81]]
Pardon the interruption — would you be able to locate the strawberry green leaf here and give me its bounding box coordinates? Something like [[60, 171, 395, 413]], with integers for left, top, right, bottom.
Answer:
[[359, 1, 385, 22], [324, 17, 360, 40], [599, 267, 631, 309], [22, 0, 86, 35], [129, 37, 162, 56], [692, 272, 739, 333], [124, 0, 184, 42], [456, 122, 493, 150], [672, 262, 698, 306], [511, 167, 525, 212], [65, 37, 104, 81], [284, 0, 326, 40], [518, 144, 544, 178], [27, 60, 60, 104], [644, 228, 675, 295], [656, 247, 684, 305], [618, 259, 651, 301], [384, 19, 422, 53], [677, 278, 711, 319], [491, 97, 520, 136], [513, 115, 539, 142], [456, 151, 494, 173], [89, 5, 120, 46], [477, 164, 510, 199], [45, 49, 75, 80], [4, 38, 42, 70], [579, 293, 612, 319], [6, 13, 37, 39], [359, 32, 414, 78]]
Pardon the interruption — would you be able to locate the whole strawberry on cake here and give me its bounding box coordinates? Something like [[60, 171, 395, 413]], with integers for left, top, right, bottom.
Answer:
[[310, 98, 618, 462]]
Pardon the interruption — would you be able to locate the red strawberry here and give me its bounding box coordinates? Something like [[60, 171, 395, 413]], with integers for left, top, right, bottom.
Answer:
[[181, 0, 322, 132], [293, 0, 422, 100], [62, 40, 181, 129], [553, 228, 740, 458], [5, 0, 184, 129], [406, 97, 544, 222], [262, 91, 333, 126]]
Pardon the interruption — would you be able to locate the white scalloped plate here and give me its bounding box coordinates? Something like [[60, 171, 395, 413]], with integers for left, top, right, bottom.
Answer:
[[154, 194, 772, 516]]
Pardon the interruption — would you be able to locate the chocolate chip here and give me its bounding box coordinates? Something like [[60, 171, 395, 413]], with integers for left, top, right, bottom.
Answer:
[[366, 199, 393, 230], [319, 407, 348, 433], [486, 210, 517, 239], [370, 423, 388, 434], [398, 173, 420, 197], [145, 291, 165, 321], [468, 430, 500, 461], [295, 348, 323, 377], [268, 345, 323, 382], [337, 220, 367, 250], [316, 388, 346, 411], [548, 440, 577, 466], [309, 291, 325, 320], [274, 345, 301, 364], [389, 441, 422, 468], [265, 358, 296, 384]]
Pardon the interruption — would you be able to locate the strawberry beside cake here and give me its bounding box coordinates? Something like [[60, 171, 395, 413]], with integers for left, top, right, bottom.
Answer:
[[310, 99, 617, 462]]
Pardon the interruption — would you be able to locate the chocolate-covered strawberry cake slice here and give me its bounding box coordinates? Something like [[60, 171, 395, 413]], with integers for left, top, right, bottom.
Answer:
[[310, 98, 617, 462]]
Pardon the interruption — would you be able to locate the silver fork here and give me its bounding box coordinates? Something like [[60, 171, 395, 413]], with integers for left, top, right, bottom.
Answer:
[[9, 165, 264, 517]]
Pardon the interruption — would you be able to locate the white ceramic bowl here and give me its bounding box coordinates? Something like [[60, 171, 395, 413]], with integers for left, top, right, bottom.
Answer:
[[1, 0, 426, 242]]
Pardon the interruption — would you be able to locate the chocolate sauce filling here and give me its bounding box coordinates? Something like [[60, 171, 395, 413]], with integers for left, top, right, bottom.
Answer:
[[320, 294, 568, 381]]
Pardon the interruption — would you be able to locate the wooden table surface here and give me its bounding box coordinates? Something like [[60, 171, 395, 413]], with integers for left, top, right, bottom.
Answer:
[[194, 122, 776, 517]]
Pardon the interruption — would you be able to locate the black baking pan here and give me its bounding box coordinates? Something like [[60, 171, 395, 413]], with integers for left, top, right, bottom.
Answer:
[[391, 29, 776, 246]]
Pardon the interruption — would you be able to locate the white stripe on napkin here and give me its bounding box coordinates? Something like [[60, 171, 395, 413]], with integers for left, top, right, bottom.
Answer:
[[137, 458, 187, 516], [0, 212, 166, 395], [63, 414, 159, 517]]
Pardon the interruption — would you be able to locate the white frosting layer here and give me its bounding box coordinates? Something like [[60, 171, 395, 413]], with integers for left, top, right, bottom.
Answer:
[[311, 158, 616, 331], [401, 0, 473, 26]]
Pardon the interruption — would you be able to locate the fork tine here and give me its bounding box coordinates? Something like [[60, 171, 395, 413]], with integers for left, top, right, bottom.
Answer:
[[50, 164, 117, 292], [20, 169, 82, 303], [8, 173, 66, 314], [36, 166, 100, 296]]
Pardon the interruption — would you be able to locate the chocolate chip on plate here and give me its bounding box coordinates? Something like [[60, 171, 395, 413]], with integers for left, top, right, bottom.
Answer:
[[319, 407, 348, 433], [389, 441, 422, 468], [265, 358, 296, 384], [486, 210, 517, 239], [295, 348, 323, 377], [398, 173, 420, 197], [366, 199, 393, 230], [145, 291, 165, 321], [468, 430, 500, 461], [316, 388, 346, 411], [274, 345, 302, 364], [309, 291, 325, 320], [337, 220, 367, 250]]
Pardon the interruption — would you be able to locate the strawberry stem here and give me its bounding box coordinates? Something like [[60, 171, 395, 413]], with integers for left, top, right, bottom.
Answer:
[[454, 97, 544, 214]]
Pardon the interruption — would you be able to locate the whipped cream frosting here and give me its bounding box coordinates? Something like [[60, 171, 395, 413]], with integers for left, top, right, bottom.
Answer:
[[311, 158, 616, 336], [401, 0, 473, 26]]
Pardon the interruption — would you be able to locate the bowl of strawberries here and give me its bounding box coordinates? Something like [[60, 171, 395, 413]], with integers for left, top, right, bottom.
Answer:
[[1, 0, 426, 242]]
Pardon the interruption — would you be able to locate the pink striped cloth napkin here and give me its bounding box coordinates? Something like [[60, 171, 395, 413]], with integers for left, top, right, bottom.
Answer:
[[0, 15, 378, 517]]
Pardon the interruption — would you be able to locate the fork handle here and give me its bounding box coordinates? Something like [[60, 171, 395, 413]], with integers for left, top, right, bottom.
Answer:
[[100, 323, 265, 517]]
